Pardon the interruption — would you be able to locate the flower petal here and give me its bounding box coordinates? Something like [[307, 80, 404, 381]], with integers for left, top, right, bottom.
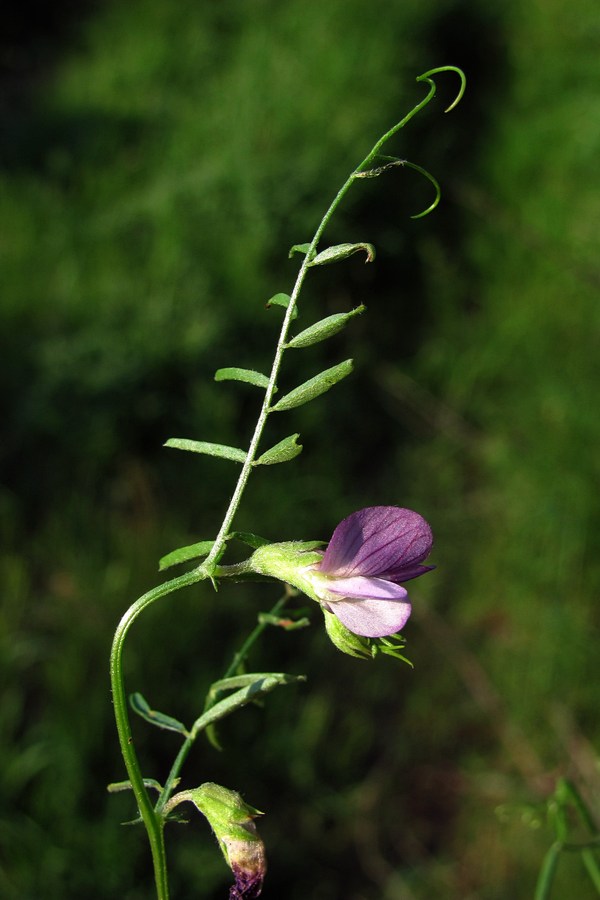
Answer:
[[325, 575, 408, 601], [318, 506, 433, 580], [389, 562, 436, 581], [329, 596, 412, 638]]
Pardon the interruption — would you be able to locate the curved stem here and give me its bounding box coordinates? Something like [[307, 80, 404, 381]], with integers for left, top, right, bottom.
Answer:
[[110, 570, 203, 900]]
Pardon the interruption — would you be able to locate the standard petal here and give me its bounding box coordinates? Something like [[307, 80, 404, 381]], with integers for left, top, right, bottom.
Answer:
[[325, 575, 408, 601], [318, 506, 432, 580], [388, 562, 436, 582], [330, 596, 412, 638]]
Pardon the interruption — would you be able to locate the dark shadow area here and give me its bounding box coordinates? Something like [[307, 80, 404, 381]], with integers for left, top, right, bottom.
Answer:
[[1, 0, 101, 119]]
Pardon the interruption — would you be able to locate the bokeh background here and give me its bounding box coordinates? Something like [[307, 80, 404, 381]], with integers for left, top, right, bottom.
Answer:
[[2, 1, 599, 897]]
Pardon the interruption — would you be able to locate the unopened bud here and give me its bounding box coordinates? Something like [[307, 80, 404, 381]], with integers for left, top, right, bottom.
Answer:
[[185, 783, 267, 899]]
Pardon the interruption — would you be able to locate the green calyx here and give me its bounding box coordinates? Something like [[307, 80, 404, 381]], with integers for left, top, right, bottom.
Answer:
[[187, 783, 262, 839], [173, 783, 266, 880], [248, 542, 324, 600], [322, 609, 373, 659]]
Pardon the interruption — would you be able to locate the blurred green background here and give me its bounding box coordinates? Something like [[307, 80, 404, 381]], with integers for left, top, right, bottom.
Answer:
[[1, 0, 599, 897]]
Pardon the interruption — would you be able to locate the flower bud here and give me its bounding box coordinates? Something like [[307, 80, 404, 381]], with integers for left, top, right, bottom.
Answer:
[[186, 783, 266, 899]]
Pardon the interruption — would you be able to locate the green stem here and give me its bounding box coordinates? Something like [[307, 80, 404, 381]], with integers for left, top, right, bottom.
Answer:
[[110, 570, 203, 900], [556, 780, 600, 893], [582, 850, 600, 894], [222, 594, 289, 679], [534, 843, 561, 900], [557, 778, 599, 833], [202, 67, 463, 574], [155, 593, 289, 814]]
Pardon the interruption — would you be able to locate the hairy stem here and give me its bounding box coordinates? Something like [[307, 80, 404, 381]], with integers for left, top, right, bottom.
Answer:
[[202, 67, 463, 573], [110, 570, 203, 900]]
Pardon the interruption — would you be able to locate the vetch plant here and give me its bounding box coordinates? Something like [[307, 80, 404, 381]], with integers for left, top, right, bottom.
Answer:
[[109, 66, 466, 899]]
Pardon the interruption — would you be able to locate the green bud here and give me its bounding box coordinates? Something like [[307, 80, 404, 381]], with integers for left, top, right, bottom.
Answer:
[[183, 783, 267, 899]]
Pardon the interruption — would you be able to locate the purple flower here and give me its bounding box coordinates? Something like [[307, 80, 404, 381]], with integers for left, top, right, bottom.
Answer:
[[309, 506, 434, 638]]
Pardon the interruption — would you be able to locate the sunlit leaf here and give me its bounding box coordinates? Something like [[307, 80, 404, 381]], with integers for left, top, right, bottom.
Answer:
[[265, 292, 298, 320], [159, 540, 215, 571], [309, 242, 375, 266], [207, 672, 284, 700], [254, 433, 303, 466], [196, 673, 305, 738], [130, 692, 189, 735], [271, 359, 353, 412], [288, 242, 312, 258], [228, 531, 271, 549], [215, 367, 270, 389], [287, 306, 365, 349], [165, 438, 247, 464]]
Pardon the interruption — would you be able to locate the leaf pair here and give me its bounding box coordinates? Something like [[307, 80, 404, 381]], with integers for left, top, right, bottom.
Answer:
[[130, 672, 305, 742], [166, 357, 358, 471], [163, 433, 303, 473]]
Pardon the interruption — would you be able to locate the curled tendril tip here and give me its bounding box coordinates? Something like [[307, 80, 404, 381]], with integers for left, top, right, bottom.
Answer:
[[403, 161, 441, 219], [416, 65, 467, 113]]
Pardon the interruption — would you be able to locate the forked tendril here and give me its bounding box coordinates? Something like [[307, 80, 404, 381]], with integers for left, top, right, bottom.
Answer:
[[354, 65, 465, 218], [363, 65, 466, 164], [355, 156, 441, 219]]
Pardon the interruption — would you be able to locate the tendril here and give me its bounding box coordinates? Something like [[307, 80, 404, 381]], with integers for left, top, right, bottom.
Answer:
[[357, 65, 466, 175], [416, 65, 467, 113], [403, 161, 441, 218], [355, 156, 441, 219]]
